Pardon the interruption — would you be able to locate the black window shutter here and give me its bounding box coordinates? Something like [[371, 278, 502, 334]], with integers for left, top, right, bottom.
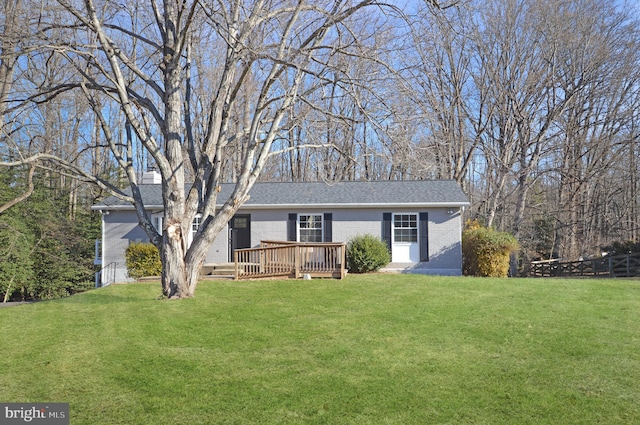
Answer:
[[382, 212, 392, 254], [287, 213, 297, 241], [419, 212, 429, 261], [323, 213, 332, 242]]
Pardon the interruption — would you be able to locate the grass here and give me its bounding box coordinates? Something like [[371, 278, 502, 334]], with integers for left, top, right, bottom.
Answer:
[[0, 274, 639, 424]]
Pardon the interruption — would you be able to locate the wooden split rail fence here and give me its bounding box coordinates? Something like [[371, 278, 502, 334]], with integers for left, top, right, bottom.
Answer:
[[234, 240, 346, 280], [529, 253, 640, 277]]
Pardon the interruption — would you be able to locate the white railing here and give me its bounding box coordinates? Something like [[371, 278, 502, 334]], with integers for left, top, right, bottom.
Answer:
[[95, 262, 117, 288]]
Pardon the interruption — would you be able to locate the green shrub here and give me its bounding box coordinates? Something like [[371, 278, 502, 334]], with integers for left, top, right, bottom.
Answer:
[[462, 220, 519, 277], [601, 240, 640, 256], [347, 234, 391, 273], [125, 242, 162, 279]]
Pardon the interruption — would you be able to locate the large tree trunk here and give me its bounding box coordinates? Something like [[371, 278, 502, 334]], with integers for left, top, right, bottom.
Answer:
[[162, 222, 190, 298], [160, 0, 190, 299]]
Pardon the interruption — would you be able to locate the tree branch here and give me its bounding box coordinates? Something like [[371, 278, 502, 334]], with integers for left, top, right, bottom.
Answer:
[[0, 164, 35, 214]]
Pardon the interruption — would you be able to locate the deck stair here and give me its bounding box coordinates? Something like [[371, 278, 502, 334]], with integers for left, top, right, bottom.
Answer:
[[201, 263, 236, 277]]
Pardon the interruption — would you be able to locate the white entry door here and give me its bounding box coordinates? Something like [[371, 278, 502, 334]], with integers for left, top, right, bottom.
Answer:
[[392, 213, 420, 263]]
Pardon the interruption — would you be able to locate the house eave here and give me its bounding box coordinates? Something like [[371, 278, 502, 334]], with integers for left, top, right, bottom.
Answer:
[[91, 204, 163, 211], [92, 201, 470, 211], [238, 202, 471, 210]]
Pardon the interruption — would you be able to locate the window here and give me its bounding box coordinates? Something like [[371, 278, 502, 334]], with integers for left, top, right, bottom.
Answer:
[[153, 215, 163, 235], [185, 215, 203, 248], [191, 215, 201, 236], [393, 214, 418, 242], [299, 214, 323, 242], [152, 213, 201, 243], [233, 216, 248, 229]]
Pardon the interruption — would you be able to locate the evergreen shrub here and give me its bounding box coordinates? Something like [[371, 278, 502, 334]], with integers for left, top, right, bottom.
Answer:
[[0, 171, 99, 301], [347, 234, 391, 273], [462, 220, 519, 277], [601, 240, 640, 256], [125, 242, 162, 279]]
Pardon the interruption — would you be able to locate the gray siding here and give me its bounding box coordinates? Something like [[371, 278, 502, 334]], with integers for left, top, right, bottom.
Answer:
[[102, 210, 146, 283], [209, 228, 229, 263], [245, 210, 288, 245], [427, 210, 463, 269], [101, 206, 463, 282], [246, 207, 463, 275]]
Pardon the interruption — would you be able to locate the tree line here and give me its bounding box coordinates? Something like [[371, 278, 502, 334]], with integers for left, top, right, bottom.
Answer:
[[1, 0, 638, 297]]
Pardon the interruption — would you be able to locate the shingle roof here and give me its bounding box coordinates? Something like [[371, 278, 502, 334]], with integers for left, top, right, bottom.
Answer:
[[93, 180, 469, 210]]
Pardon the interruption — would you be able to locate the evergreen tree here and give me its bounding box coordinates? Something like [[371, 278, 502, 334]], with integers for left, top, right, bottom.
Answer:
[[0, 215, 34, 302], [0, 168, 100, 301]]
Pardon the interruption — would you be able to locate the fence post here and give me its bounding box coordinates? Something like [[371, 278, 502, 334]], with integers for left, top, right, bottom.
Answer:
[[608, 256, 613, 276], [627, 254, 631, 276]]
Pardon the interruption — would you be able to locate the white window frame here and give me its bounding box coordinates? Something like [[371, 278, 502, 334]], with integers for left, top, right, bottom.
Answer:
[[188, 214, 202, 247], [152, 213, 202, 247], [152, 213, 163, 235], [393, 213, 418, 243], [191, 215, 202, 235], [298, 213, 324, 243]]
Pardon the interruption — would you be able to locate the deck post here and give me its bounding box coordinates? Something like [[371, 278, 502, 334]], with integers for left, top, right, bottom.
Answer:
[[294, 246, 301, 278], [260, 249, 265, 274], [234, 251, 239, 280], [340, 243, 346, 278]]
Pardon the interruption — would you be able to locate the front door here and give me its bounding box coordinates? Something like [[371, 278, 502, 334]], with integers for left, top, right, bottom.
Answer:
[[392, 213, 420, 263], [229, 214, 251, 261]]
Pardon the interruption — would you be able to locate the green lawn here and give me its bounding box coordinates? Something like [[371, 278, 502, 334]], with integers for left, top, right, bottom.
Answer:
[[0, 275, 638, 424]]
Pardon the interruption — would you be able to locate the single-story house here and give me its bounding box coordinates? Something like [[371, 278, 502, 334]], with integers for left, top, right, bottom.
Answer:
[[92, 178, 470, 283]]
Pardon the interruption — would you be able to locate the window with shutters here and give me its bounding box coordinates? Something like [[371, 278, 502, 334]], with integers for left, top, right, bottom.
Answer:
[[299, 214, 323, 242], [393, 214, 418, 242]]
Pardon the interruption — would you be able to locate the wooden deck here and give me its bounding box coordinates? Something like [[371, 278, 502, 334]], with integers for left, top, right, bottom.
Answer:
[[234, 240, 346, 280]]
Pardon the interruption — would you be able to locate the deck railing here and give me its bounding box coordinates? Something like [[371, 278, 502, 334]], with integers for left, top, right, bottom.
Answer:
[[234, 241, 346, 280]]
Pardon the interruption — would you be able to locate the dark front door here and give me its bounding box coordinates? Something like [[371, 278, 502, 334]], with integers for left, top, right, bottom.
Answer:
[[229, 214, 251, 261]]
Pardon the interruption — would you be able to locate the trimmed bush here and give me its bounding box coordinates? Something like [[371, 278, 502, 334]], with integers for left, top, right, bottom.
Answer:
[[347, 234, 391, 273], [125, 242, 162, 279], [462, 220, 519, 277]]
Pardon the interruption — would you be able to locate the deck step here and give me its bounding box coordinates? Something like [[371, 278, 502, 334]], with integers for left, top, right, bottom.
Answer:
[[201, 263, 235, 276]]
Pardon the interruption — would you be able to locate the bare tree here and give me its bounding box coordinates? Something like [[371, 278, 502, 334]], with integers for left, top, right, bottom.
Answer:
[[2, 0, 385, 298], [0, 0, 33, 213], [549, 0, 640, 258], [399, 3, 480, 185], [393, 0, 640, 266]]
